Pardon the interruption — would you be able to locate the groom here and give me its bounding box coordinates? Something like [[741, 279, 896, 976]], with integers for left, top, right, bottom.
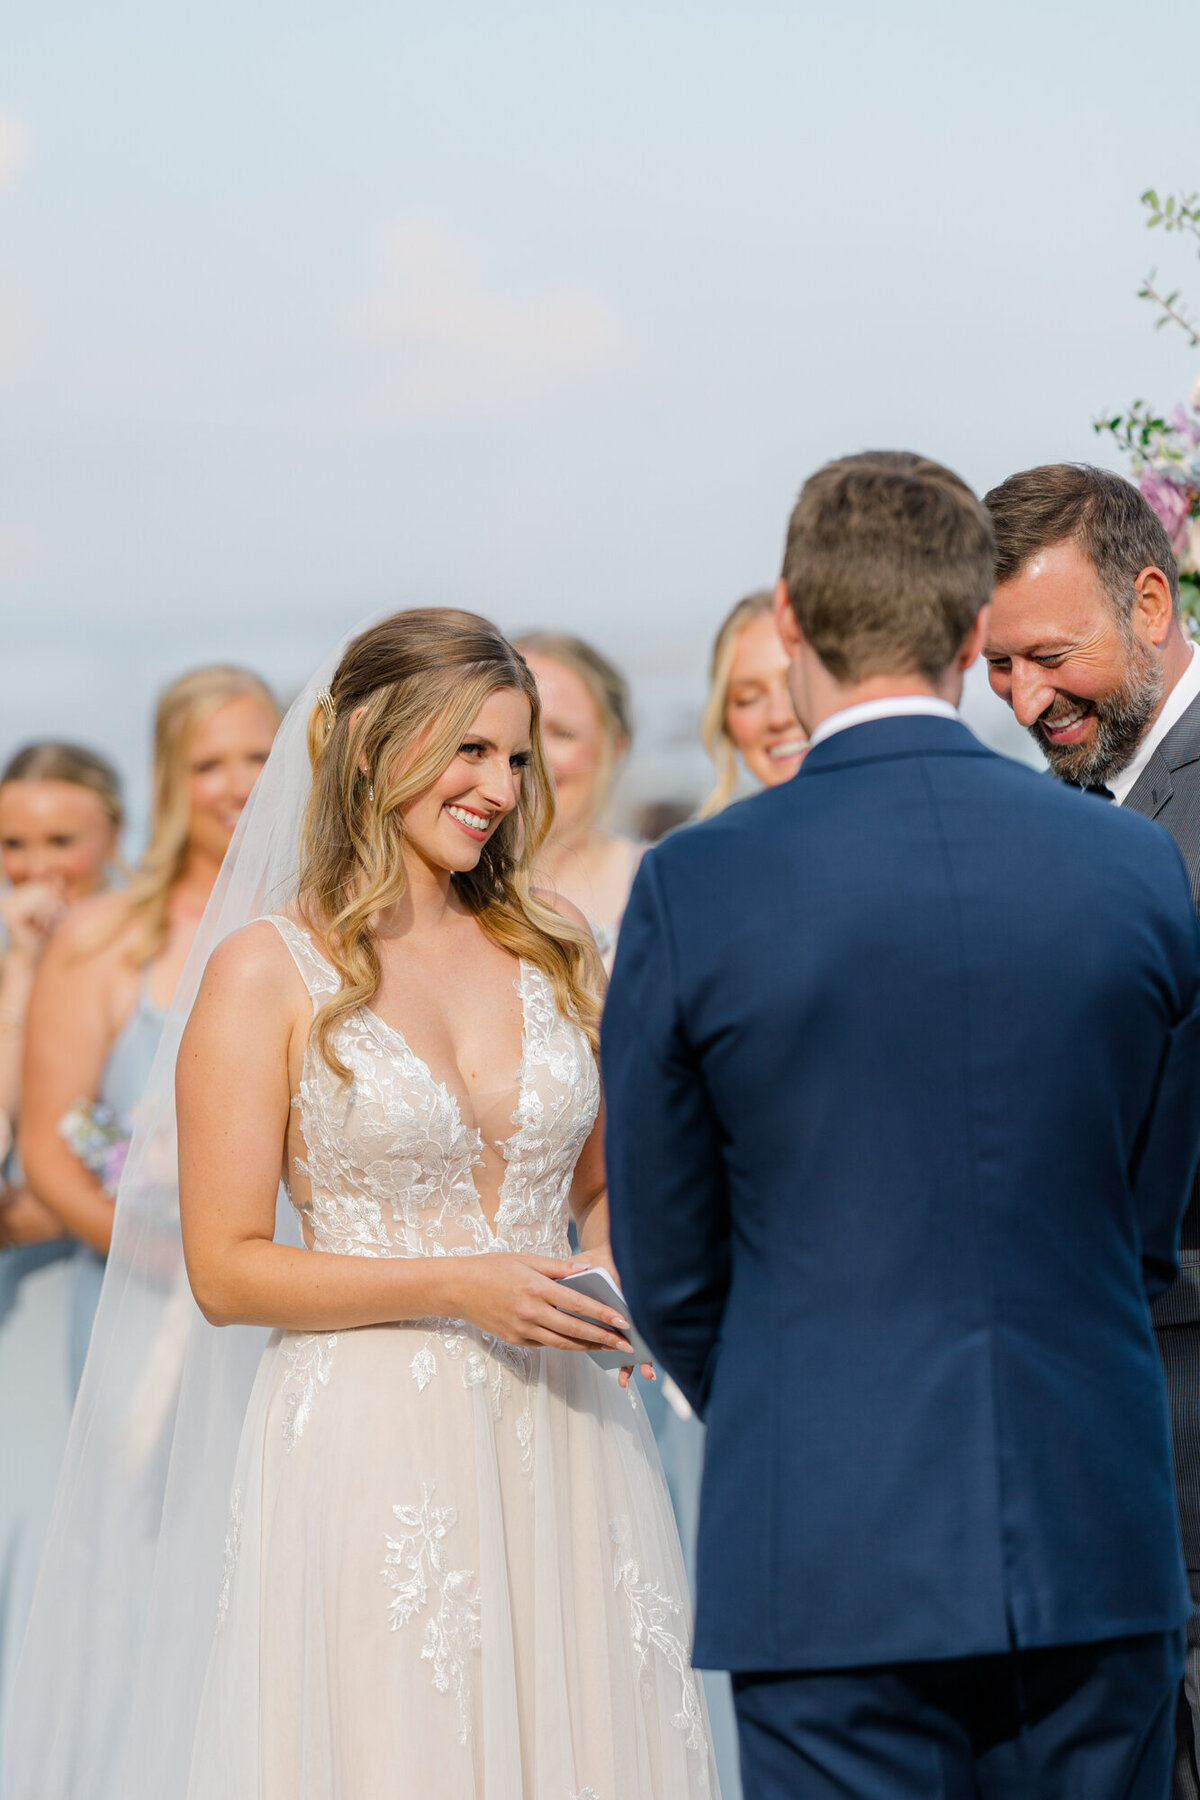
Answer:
[[603, 450, 1200, 1800]]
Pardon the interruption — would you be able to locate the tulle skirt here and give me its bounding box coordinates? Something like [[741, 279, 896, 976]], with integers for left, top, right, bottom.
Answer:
[[186, 1319, 720, 1799]]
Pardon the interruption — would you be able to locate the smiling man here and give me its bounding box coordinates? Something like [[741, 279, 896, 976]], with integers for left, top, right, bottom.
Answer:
[[984, 463, 1198, 802], [986, 461, 1200, 1800]]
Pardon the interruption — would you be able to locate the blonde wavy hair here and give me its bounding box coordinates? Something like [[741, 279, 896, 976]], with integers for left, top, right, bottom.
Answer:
[[298, 608, 603, 1081], [119, 666, 280, 966], [697, 590, 775, 818]]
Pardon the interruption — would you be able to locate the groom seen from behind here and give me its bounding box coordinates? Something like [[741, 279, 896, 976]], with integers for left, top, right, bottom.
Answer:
[[604, 451, 1200, 1800]]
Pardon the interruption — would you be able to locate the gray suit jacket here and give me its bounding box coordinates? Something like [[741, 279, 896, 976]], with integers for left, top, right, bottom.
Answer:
[[1125, 687, 1200, 1564], [1125, 688, 1200, 1332]]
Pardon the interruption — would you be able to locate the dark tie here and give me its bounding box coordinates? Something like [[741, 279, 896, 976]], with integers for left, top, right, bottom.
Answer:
[[1064, 778, 1115, 802]]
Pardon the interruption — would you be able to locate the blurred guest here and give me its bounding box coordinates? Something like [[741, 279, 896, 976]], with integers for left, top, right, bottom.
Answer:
[[0, 741, 123, 1761], [515, 632, 642, 971], [0, 743, 122, 1172], [21, 667, 279, 1390], [698, 589, 807, 817], [985, 464, 1200, 1800]]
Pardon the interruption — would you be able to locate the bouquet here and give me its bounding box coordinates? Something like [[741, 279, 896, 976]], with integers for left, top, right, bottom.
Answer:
[[58, 1099, 131, 1199]]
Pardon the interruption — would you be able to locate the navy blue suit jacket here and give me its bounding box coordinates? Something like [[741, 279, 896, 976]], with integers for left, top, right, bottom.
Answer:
[[603, 715, 1200, 1673]]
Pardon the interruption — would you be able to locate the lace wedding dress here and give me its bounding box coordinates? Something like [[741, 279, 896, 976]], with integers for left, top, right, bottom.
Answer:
[[185, 916, 718, 1799]]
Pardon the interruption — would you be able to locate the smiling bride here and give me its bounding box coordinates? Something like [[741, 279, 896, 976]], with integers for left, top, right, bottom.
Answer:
[[169, 609, 718, 1798]]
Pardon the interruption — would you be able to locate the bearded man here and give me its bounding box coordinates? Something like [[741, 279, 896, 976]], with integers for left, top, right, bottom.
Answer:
[[986, 461, 1200, 1800]]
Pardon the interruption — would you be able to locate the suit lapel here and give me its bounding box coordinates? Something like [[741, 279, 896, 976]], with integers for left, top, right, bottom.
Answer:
[[1123, 688, 1200, 820], [1125, 750, 1174, 819]]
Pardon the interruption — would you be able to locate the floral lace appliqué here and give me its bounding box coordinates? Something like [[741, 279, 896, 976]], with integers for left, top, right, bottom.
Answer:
[[280, 1332, 336, 1449], [491, 964, 599, 1257], [410, 1325, 537, 1472], [267, 918, 598, 1269], [384, 1484, 481, 1745], [216, 1484, 244, 1628], [610, 1516, 708, 1778]]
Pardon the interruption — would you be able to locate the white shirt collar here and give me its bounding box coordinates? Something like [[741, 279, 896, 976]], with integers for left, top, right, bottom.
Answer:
[[1112, 641, 1200, 804], [808, 694, 960, 750]]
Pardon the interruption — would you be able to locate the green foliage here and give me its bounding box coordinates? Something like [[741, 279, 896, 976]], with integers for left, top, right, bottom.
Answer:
[[1142, 189, 1200, 234], [1093, 187, 1200, 616], [1139, 190, 1200, 344], [1095, 399, 1174, 459], [1178, 573, 1200, 633]]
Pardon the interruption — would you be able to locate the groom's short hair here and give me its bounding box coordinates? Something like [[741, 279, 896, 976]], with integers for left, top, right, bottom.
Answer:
[[781, 451, 995, 683]]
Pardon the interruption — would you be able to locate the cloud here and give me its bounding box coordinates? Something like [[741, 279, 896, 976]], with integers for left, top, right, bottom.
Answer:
[[0, 116, 30, 192], [343, 220, 640, 422]]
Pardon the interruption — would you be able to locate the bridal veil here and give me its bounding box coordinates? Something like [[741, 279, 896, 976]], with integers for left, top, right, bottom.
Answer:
[[3, 633, 352, 1800]]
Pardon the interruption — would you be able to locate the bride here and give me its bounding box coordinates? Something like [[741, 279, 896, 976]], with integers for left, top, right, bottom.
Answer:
[[171, 609, 717, 1797]]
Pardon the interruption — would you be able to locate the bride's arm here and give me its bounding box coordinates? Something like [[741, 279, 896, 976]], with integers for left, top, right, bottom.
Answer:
[[535, 889, 615, 1267], [178, 924, 632, 1356], [570, 1106, 609, 1256]]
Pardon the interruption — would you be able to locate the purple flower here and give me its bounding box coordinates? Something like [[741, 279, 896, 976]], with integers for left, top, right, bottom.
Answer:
[[1140, 467, 1196, 553], [101, 1138, 130, 1198], [58, 1098, 132, 1198]]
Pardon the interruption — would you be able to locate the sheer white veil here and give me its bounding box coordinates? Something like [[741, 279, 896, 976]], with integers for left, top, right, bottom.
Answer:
[[4, 627, 359, 1800]]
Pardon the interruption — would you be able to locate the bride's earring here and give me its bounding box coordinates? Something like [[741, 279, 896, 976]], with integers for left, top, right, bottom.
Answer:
[[368, 782, 374, 803]]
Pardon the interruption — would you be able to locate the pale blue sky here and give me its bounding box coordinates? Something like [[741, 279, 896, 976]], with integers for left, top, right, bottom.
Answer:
[[3, 0, 1198, 821]]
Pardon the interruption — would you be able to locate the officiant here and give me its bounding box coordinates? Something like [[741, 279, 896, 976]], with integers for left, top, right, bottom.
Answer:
[[985, 461, 1200, 1800]]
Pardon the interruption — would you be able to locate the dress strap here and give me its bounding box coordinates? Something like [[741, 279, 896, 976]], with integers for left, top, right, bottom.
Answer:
[[264, 914, 341, 1005]]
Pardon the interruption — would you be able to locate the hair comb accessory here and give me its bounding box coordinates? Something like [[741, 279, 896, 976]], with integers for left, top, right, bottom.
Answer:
[[317, 688, 336, 725]]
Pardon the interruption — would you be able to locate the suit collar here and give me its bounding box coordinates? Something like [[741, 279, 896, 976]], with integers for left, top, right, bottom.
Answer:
[[798, 712, 992, 774]]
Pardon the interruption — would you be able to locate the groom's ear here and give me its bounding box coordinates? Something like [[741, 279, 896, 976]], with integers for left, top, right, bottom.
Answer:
[[774, 578, 802, 655], [955, 604, 991, 673]]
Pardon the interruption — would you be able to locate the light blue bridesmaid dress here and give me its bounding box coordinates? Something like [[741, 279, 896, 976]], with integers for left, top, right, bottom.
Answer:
[[0, 972, 164, 1787], [68, 971, 166, 1393], [0, 1193, 75, 1783]]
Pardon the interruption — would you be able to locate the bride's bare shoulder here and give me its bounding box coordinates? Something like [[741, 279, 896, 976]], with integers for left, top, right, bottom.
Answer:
[[199, 918, 310, 1008], [532, 888, 592, 937]]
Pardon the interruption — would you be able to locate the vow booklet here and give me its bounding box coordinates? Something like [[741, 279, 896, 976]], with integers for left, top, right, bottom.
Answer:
[[555, 1266, 654, 1372]]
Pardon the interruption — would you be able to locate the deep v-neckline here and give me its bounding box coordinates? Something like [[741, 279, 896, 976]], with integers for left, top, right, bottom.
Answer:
[[359, 963, 532, 1241]]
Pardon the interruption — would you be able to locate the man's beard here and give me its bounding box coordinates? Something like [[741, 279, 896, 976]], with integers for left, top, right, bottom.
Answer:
[[1033, 627, 1165, 787]]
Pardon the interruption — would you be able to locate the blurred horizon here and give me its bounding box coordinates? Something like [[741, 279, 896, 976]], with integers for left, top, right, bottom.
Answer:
[[4, 0, 1195, 828]]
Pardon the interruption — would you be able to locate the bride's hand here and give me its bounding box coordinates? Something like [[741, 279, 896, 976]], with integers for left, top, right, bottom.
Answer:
[[570, 1244, 656, 1391], [453, 1253, 634, 1354]]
